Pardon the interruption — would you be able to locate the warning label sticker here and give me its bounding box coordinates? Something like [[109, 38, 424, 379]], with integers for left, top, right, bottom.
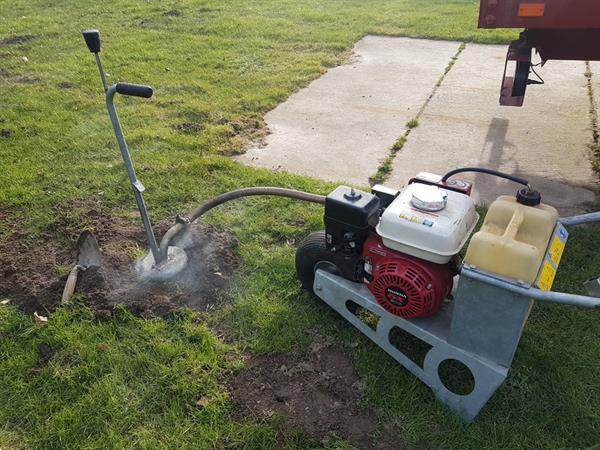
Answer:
[[549, 237, 565, 267], [535, 222, 568, 292], [538, 261, 557, 291], [518, 3, 546, 17]]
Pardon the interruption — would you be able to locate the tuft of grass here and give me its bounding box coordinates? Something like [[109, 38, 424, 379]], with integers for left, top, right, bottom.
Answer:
[[370, 157, 394, 185], [54, 264, 72, 277], [437, 42, 466, 87], [591, 143, 600, 172], [391, 135, 407, 153], [129, 243, 148, 261], [370, 136, 407, 184], [406, 118, 419, 129]]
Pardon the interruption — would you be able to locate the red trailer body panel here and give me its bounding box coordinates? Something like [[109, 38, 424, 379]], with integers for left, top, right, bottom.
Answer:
[[479, 0, 600, 29], [478, 0, 600, 104]]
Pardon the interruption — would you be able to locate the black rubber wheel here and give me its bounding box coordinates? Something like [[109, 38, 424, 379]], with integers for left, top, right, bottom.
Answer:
[[295, 231, 344, 296]]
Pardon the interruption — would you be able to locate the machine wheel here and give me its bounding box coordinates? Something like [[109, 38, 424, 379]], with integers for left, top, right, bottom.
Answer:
[[295, 231, 345, 296]]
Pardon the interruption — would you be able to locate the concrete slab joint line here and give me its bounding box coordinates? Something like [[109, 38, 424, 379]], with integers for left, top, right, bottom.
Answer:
[[587, 62, 600, 172], [388, 43, 598, 215], [590, 63, 600, 136], [371, 42, 467, 184], [236, 36, 462, 186], [585, 63, 597, 137]]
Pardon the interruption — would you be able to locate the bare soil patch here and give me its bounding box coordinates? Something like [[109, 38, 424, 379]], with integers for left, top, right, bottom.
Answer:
[[164, 9, 183, 17], [14, 75, 40, 84], [174, 122, 203, 134], [0, 35, 34, 47], [226, 116, 268, 155], [230, 333, 422, 449], [57, 81, 75, 89], [0, 207, 240, 319]]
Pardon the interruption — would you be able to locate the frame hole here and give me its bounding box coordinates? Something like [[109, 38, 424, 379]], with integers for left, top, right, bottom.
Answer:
[[346, 300, 379, 330], [388, 326, 432, 368], [438, 359, 475, 396]]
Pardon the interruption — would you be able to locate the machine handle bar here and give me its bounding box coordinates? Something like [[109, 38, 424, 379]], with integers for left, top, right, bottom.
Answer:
[[116, 82, 153, 98], [460, 267, 600, 309]]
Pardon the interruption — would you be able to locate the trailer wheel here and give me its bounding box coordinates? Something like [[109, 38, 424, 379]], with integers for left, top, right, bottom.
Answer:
[[295, 231, 344, 296]]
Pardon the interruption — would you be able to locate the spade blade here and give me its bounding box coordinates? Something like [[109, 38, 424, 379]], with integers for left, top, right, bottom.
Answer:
[[77, 231, 101, 268]]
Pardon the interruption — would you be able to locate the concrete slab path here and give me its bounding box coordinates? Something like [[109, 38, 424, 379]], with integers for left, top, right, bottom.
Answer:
[[237, 36, 461, 186], [387, 44, 597, 213], [237, 37, 598, 213]]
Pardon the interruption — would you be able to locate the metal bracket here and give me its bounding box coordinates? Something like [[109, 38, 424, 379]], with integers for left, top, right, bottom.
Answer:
[[584, 277, 600, 298], [500, 37, 533, 107], [314, 270, 510, 422], [132, 180, 146, 193], [314, 262, 600, 422]]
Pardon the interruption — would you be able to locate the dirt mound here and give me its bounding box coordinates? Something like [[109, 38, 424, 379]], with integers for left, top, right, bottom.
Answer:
[[0, 208, 240, 319], [230, 334, 420, 449]]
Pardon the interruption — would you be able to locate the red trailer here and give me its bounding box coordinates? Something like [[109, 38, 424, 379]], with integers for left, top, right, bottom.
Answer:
[[478, 0, 600, 105]]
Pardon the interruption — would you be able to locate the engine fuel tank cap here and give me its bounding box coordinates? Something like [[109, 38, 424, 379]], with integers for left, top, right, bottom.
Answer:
[[410, 184, 448, 212]]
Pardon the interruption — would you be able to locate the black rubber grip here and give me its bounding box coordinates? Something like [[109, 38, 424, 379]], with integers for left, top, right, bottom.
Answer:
[[82, 29, 101, 53], [116, 82, 153, 98]]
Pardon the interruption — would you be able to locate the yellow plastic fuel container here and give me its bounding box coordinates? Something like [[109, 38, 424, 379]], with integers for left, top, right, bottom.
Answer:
[[464, 194, 558, 284]]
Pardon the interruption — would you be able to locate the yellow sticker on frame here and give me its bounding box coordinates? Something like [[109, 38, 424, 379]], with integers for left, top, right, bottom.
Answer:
[[549, 237, 565, 267], [538, 261, 557, 291]]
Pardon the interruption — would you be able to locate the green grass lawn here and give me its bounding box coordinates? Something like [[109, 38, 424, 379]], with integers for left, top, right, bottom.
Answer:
[[1, 0, 599, 448]]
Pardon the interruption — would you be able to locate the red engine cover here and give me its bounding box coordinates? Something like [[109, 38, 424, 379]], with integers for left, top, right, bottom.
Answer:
[[362, 233, 453, 318]]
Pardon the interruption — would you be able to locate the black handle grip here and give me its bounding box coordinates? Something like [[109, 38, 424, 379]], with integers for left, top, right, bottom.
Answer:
[[116, 82, 153, 98], [82, 29, 101, 53]]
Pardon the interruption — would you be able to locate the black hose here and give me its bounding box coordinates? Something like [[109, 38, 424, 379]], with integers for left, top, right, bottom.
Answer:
[[187, 187, 325, 222], [159, 187, 326, 258], [440, 167, 529, 187]]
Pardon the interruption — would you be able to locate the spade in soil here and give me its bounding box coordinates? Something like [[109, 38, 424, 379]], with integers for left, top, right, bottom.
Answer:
[[61, 231, 102, 305]]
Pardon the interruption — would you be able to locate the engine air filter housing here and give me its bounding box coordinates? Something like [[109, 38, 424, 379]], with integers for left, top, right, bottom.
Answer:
[[324, 186, 380, 253]]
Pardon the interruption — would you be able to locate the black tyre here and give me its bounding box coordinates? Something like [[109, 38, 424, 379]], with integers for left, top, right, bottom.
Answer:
[[295, 231, 345, 296]]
